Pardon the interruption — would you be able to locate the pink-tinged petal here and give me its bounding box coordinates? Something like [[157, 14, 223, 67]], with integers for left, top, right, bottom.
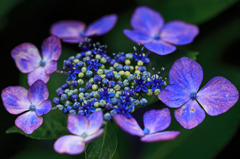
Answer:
[[85, 14, 117, 37], [197, 76, 239, 116], [85, 129, 104, 143], [15, 111, 43, 134], [160, 21, 199, 45], [114, 114, 144, 136], [27, 67, 50, 85], [28, 80, 49, 106], [123, 29, 151, 44], [144, 40, 176, 55], [174, 100, 205, 129], [158, 84, 190, 108], [50, 20, 85, 39], [143, 108, 171, 133], [45, 60, 57, 75], [11, 43, 41, 73], [41, 36, 61, 62], [86, 111, 103, 135], [35, 100, 52, 116], [131, 6, 164, 36], [67, 114, 88, 136], [1, 86, 30, 114], [62, 37, 85, 43], [54, 135, 85, 155], [169, 57, 203, 93], [141, 131, 180, 142]]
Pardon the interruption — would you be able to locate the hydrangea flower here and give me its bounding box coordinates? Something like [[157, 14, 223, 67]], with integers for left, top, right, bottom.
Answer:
[[50, 14, 117, 43], [114, 108, 180, 142], [11, 36, 62, 85], [1, 80, 51, 134], [158, 57, 239, 129], [54, 111, 104, 155], [124, 6, 199, 55]]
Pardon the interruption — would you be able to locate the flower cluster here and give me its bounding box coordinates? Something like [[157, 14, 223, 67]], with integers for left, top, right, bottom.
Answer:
[[1, 5, 239, 157], [52, 40, 166, 121]]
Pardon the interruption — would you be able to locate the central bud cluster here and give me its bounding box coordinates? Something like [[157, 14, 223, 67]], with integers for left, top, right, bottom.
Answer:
[[52, 39, 166, 120]]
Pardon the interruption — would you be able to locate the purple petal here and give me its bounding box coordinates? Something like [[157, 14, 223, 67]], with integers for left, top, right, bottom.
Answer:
[[50, 20, 85, 39], [144, 40, 176, 55], [197, 76, 239, 116], [15, 111, 43, 134], [131, 6, 164, 36], [123, 29, 151, 44], [54, 135, 85, 155], [45, 60, 57, 75], [114, 114, 144, 136], [28, 80, 49, 106], [27, 67, 50, 85], [169, 57, 203, 93], [160, 20, 199, 45], [141, 131, 180, 142], [67, 114, 88, 136], [174, 100, 205, 129], [11, 43, 41, 73], [86, 111, 103, 135], [41, 36, 62, 62], [35, 100, 52, 116], [85, 14, 117, 37], [1, 86, 30, 115], [143, 108, 171, 133], [62, 37, 85, 43], [85, 128, 104, 143], [158, 84, 190, 108]]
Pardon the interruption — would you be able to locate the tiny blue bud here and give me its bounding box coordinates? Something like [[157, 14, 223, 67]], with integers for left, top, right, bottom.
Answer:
[[61, 94, 68, 101], [52, 97, 60, 105], [104, 113, 112, 121]]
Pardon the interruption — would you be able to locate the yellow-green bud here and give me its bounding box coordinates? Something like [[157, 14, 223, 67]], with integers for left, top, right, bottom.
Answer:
[[94, 102, 100, 107], [78, 72, 84, 78], [92, 84, 98, 91], [96, 54, 101, 59], [81, 67, 86, 73], [125, 59, 131, 65], [137, 60, 143, 66], [78, 79, 84, 85]]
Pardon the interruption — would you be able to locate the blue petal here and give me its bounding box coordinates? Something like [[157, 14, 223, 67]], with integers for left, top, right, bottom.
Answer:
[[123, 29, 151, 44], [144, 40, 176, 55]]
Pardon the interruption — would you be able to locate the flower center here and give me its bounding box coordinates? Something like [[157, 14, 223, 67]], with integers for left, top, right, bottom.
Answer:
[[143, 128, 150, 135], [29, 104, 36, 111], [39, 60, 46, 67], [81, 132, 88, 138], [153, 34, 160, 40], [190, 92, 197, 99]]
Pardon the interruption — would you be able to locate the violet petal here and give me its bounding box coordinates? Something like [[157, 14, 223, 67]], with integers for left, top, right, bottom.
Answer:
[[160, 20, 199, 45], [123, 29, 151, 44], [27, 67, 50, 85], [28, 80, 49, 106], [15, 111, 43, 134], [85, 14, 117, 37], [85, 128, 104, 143], [174, 100, 205, 129], [67, 114, 88, 136], [86, 111, 103, 135], [50, 20, 86, 39], [35, 100, 52, 116], [45, 60, 57, 75], [197, 76, 239, 116], [11, 43, 41, 73], [114, 114, 144, 136], [131, 6, 164, 36], [169, 57, 203, 93], [143, 108, 171, 133], [41, 36, 62, 62], [54, 135, 85, 155], [158, 84, 190, 108], [1, 86, 30, 115], [141, 131, 180, 142], [144, 40, 176, 55]]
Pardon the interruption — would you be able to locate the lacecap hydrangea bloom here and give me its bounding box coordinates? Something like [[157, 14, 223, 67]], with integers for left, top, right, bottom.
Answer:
[[1, 5, 239, 157]]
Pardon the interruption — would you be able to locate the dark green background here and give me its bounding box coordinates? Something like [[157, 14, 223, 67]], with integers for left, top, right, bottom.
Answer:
[[0, 0, 240, 158]]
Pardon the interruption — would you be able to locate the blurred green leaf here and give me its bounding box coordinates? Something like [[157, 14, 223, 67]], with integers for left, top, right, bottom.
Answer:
[[85, 122, 118, 159], [140, 14, 240, 159], [136, 0, 237, 24]]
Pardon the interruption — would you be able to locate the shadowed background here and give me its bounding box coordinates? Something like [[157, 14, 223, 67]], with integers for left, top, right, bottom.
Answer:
[[0, 0, 240, 158]]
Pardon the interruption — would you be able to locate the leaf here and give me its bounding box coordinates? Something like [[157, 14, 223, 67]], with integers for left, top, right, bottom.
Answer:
[[140, 14, 240, 159], [85, 122, 118, 159], [136, 0, 237, 24]]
